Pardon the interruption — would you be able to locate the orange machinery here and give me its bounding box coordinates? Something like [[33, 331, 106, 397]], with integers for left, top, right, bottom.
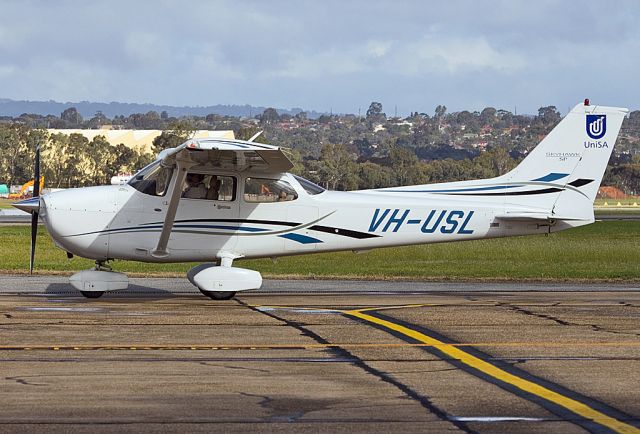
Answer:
[[8, 177, 44, 200]]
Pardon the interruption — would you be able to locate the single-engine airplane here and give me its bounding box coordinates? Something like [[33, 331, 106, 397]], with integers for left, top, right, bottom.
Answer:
[[14, 100, 628, 299]]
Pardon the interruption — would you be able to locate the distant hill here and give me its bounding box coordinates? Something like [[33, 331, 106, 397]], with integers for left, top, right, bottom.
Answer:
[[0, 98, 326, 119]]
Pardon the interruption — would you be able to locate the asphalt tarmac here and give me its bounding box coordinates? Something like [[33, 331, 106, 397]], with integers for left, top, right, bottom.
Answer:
[[1, 276, 639, 433]]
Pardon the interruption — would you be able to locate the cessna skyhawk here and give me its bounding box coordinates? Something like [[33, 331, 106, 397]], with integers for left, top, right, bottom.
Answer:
[[14, 100, 627, 299]]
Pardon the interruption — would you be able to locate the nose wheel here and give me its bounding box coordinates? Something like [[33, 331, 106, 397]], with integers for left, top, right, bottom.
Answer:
[[198, 289, 236, 300], [81, 291, 104, 299]]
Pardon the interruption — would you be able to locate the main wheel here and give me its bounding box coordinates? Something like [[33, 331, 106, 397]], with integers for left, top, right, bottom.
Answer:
[[80, 291, 104, 299], [199, 289, 236, 300]]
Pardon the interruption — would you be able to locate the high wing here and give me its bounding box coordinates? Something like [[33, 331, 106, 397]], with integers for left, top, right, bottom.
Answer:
[[151, 138, 294, 257], [157, 138, 293, 173]]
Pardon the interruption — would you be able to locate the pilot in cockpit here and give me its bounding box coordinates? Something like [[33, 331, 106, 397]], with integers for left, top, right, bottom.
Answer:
[[182, 173, 207, 199]]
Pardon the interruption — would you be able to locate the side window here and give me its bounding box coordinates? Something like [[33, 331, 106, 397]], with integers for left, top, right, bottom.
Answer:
[[182, 173, 236, 201], [244, 178, 298, 203], [211, 175, 236, 201]]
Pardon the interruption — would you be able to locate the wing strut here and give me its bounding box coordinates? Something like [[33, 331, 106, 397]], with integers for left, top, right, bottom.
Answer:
[[151, 155, 194, 257]]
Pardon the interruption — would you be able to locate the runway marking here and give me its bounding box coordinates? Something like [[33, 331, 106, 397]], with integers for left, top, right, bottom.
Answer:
[[344, 304, 431, 313], [452, 416, 546, 422], [344, 308, 640, 434]]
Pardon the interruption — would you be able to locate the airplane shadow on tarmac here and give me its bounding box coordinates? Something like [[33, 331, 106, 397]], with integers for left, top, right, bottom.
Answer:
[[43, 282, 194, 301]]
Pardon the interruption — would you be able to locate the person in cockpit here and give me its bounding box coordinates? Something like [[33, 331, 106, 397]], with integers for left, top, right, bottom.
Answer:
[[207, 175, 221, 200], [183, 173, 207, 199]]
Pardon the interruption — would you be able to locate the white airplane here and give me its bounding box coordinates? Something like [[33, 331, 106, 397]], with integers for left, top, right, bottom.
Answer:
[[14, 100, 627, 300]]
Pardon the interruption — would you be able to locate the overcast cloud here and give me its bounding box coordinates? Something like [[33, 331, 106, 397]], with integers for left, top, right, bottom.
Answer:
[[1, 0, 639, 115]]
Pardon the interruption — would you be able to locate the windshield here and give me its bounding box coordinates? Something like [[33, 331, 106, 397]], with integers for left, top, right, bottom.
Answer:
[[293, 175, 325, 195], [128, 161, 173, 196]]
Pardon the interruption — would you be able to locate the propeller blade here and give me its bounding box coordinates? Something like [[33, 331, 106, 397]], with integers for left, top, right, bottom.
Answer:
[[33, 145, 41, 197], [29, 145, 41, 275], [29, 211, 38, 274]]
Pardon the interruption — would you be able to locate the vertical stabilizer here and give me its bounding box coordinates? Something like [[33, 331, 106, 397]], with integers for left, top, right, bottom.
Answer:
[[498, 101, 628, 220]]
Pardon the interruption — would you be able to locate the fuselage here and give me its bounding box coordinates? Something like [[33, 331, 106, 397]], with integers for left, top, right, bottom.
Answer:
[[38, 170, 577, 263]]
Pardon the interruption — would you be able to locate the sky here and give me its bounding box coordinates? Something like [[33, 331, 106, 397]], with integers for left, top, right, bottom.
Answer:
[[1, 0, 639, 116]]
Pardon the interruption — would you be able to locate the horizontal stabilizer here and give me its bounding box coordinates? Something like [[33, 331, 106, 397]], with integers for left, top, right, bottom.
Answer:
[[495, 212, 590, 222]]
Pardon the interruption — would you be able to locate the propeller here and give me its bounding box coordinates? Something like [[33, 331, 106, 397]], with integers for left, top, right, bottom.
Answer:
[[29, 145, 41, 274]]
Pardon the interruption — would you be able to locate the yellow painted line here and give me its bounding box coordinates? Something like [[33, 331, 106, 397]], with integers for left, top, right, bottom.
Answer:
[[351, 304, 431, 313], [345, 309, 639, 434]]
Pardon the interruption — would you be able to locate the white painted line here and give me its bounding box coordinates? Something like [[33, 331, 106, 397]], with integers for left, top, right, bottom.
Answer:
[[452, 416, 546, 422]]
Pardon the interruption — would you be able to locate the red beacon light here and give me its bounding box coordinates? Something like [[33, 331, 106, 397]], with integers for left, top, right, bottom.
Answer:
[[584, 98, 590, 106]]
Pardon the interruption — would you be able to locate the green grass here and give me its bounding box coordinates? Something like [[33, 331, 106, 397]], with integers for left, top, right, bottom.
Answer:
[[0, 198, 14, 209], [594, 198, 640, 207], [1, 222, 638, 281]]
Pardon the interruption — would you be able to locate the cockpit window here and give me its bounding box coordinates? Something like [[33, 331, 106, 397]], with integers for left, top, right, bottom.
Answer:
[[128, 161, 173, 196], [244, 178, 298, 203], [182, 173, 236, 201], [293, 175, 325, 195]]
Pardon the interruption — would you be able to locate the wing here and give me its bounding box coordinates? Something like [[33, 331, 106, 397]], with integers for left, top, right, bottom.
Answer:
[[157, 138, 293, 173]]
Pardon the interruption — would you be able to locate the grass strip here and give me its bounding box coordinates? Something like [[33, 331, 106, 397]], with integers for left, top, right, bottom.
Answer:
[[0, 221, 638, 281]]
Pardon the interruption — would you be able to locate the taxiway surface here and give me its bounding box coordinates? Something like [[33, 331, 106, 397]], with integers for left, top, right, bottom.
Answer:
[[1, 276, 639, 433]]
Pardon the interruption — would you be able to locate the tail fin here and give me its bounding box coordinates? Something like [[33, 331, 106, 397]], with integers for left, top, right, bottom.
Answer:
[[497, 101, 628, 220], [376, 101, 627, 223]]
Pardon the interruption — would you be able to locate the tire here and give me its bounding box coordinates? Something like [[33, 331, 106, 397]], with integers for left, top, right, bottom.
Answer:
[[199, 289, 236, 300], [80, 291, 104, 299]]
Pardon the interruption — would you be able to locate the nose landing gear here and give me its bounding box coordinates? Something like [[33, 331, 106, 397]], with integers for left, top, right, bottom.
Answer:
[[71, 260, 128, 299]]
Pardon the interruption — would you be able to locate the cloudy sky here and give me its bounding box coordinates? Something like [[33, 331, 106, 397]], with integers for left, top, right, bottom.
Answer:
[[1, 1, 639, 115]]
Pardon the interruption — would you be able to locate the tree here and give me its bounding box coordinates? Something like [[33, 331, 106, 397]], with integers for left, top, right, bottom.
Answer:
[[480, 107, 497, 126], [537, 106, 561, 124], [64, 133, 92, 187], [42, 132, 70, 188], [434, 105, 447, 130], [389, 146, 418, 185], [61, 107, 83, 125], [358, 162, 394, 189], [316, 143, 359, 190], [87, 135, 117, 185], [152, 120, 196, 154], [0, 124, 32, 186], [260, 108, 280, 124], [88, 111, 109, 129], [366, 102, 383, 119], [282, 148, 306, 176]]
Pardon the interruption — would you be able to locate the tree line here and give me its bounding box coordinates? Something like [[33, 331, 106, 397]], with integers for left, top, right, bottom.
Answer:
[[0, 124, 152, 188], [1, 101, 639, 195]]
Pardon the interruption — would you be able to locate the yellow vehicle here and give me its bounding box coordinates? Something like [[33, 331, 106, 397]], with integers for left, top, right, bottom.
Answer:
[[8, 177, 44, 200]]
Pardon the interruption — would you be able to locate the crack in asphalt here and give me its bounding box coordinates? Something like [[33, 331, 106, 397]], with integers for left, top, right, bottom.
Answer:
[[238, 392, 306, 422], [235, 299, 474, 433], [198, 362, 270, 373], [499, 303, 640, 337], [5, 376, 47, 386]]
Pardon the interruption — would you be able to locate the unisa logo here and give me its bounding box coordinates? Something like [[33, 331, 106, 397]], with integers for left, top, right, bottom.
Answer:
[[586, 114, 606, 139]]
